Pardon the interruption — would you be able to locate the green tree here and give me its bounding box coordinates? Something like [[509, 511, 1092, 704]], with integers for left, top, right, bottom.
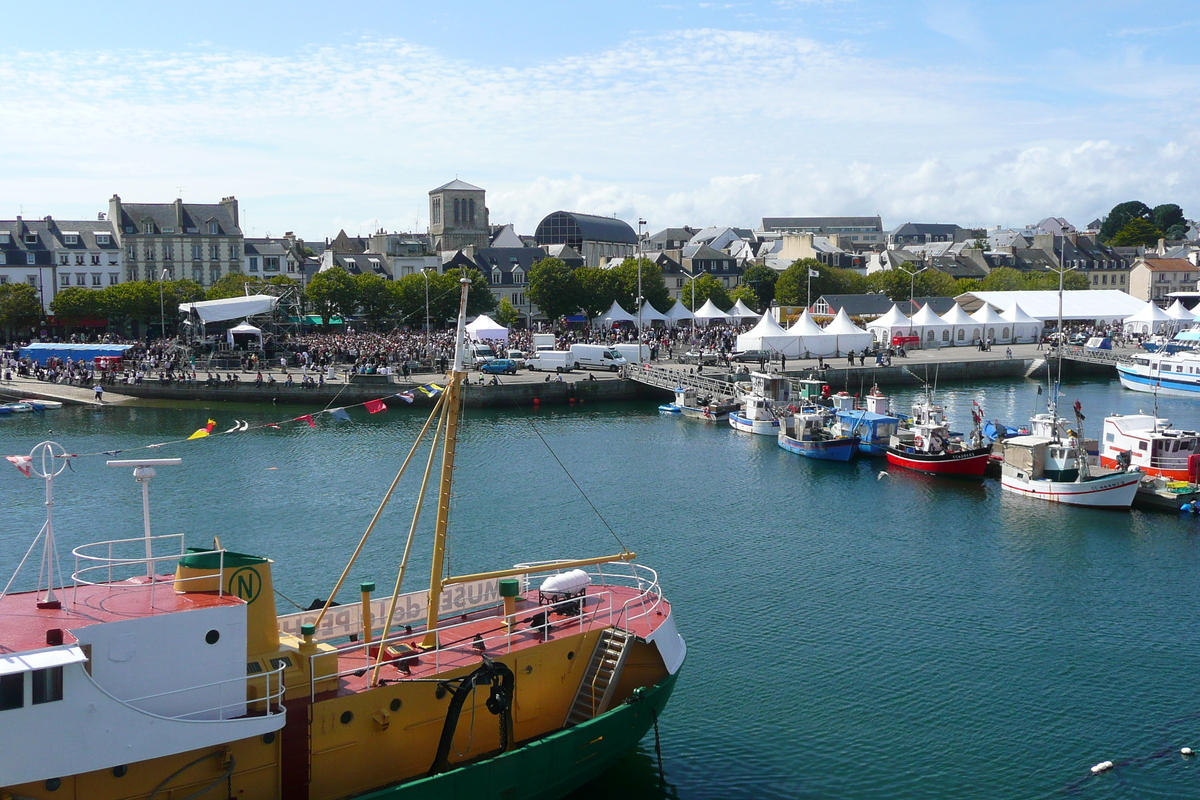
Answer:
[[1110, 217, 1162, 247], [574, 266, 617, 322], [740, 264, 779, 310], [681, 273, 731, 311], [460, 267, 497, 318], [266, 275, 299, 287], [1152, 203, 1187, 240], [305, 267, 358, 328], [354, 273, 401, 330], [527, 258, 580, 321], [610, 258, 671, 313], [49, 287, 100, 326], [495, 297, 519, 327], [864, 266, 958, 300], [206, 273, 256, 300], [773, 259, 830, 305], [0, 283, 43, 338], [1100, 201, 1152, 242], [977, 267, 1026, 292], [98, 281, 159, 329]]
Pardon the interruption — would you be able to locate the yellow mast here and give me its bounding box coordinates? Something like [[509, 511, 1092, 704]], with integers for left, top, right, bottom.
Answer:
[[422, 276, 471, 648]]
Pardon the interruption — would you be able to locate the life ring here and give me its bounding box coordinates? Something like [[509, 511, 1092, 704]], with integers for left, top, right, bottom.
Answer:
[[914, 435, 923, 447]]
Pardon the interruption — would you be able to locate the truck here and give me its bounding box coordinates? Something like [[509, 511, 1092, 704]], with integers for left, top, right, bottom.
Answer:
[[531, 333, 557, 352], [569, 344, 628, 372], [526, 350, 574, 373], [464, 343, 496, 369], [610, 343, 650, 364]]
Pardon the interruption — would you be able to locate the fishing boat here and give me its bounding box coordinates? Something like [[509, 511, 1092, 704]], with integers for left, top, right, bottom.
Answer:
[[671, 386, 738, 422], [728, 372, 790, 435], [1, 402, 33, 413], [1098, 413, 1200, 481], [1116, 351, 1200, 397], [1000, 401, 1141, 508], [777, 406, 859, 461], [830, 386, 901, 456], [0, 277, 686, 800], [885, 397, 991, 476]]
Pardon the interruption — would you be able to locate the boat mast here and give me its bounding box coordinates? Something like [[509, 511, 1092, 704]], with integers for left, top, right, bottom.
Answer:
[[1051, 238, 1067, 442], [422, 275, 472, 649]]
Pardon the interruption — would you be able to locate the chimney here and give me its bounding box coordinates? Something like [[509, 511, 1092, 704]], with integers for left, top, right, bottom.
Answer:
[[220, 196, 239, 229], [174, 198, 184, 229]]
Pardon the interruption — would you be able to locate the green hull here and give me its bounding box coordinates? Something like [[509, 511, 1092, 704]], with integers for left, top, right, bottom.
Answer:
[[351, 672, 679, 800]]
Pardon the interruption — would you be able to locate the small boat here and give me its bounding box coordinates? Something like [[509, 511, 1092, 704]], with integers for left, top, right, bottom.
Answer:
[[729, 372, 790, 435], [19, 399, 62, 409], [830, 386, 901, 456], [1, 402, 32, 413], [886, 397, 991, 477], [777, 407, 859, 461], [671, 386, 738, 422], [1000, 401, 1141, 508], [658, 403, 681, 415]]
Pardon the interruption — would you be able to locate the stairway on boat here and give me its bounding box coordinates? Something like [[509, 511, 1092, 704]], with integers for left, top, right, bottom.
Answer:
[[564, 628, 632, 727]]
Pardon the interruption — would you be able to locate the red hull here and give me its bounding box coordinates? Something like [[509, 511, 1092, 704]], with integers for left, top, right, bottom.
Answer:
[[886, 447, 992, 476]]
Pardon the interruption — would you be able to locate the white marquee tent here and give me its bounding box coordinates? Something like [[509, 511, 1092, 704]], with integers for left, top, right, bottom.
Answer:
[[664, 300, 694, 327], [693, 298, 730, 325], [1000, 303, 1040, 343], [1165, 299, 1194, 322], [788, 310, 838, 357], [466, 314, 509, 343], [910, 304, 952, 347], [1122, 302, 1174, 335], [957, 290, 1145, 323], [971, 304, 1010, 344], [867, 304, 913, 346], [636, 301, 670, 325], [226, 321, 263, 347], [940, 303, 983, 345], [823, 309, 873, 355], [736, 314, 801, 357], [728, 299, 761, 321], [179, 294, 279, 324], [595, 300, 637, 328]]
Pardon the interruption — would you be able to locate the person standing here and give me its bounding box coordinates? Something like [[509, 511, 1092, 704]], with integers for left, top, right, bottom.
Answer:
[[93, 384, 103, 403]]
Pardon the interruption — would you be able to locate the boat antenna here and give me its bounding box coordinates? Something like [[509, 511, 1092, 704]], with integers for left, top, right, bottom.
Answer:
[[1, 442, 70, 607]]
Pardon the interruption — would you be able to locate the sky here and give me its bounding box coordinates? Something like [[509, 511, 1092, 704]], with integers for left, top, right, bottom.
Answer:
[[1, 0, 1199, 242]]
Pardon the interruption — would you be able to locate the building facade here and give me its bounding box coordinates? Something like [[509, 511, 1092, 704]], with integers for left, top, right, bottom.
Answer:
[[429, 180, 489, 253], [761, 216, 885, 248], [109, 195, 243, 288], [1129, 257, 1196, 304]]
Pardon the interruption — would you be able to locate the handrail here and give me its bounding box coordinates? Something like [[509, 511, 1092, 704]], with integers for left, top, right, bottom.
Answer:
[[87, 664, 286, 723], [72, 535, 227, 605]]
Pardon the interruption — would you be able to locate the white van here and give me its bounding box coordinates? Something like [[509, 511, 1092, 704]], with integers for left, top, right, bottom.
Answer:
[[610, 343, 650, 364], [465, 343, 496, 369], [569, 344, 628, 372]]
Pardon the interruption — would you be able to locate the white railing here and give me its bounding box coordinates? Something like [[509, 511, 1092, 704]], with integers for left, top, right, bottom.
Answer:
[[306, 560, 665, 698], [72, 534, 226, 606], [88, 664, 286, 723]]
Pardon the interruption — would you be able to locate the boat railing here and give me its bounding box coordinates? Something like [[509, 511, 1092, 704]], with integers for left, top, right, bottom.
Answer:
[[72, 534, 227, 606], [88, 663, 286, 722]]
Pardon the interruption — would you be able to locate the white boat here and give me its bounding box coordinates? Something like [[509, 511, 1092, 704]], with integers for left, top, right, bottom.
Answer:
[[728, 372, 790, 435], [2, 403, 32, 413], [1001, 402, 1140, 508], [671, 386, 738, 423], [19, 399, 62, 409], [1099, 413, 1200, 481], [1116, 351, 1200, 397]]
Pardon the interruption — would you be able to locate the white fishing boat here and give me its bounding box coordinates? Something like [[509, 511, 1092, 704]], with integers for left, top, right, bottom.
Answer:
[[1116, 351, 1200, 397], [729, 372, 790, 435], [671, 386, 738, 423], [1099, 413, 1200, 481]]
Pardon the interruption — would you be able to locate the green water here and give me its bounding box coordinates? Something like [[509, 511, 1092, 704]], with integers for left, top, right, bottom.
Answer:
[[2, 377, 1200, 799]]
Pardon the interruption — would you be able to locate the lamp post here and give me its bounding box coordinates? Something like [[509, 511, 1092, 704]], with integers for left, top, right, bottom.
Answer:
[[895, 262, 927, 339], [421, 268, 430, 367], [637, 218, 646, 346], [158, 268, 168, 341]]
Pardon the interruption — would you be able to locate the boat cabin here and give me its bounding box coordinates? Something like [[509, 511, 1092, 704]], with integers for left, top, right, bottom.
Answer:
[[1100, 414, 1200, 480], [749, 372, 790, 403], [1001, 436, 1080, 483]]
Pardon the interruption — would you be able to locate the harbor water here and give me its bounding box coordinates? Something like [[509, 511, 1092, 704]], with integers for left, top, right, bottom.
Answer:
[[2, 376, 1200, 799]]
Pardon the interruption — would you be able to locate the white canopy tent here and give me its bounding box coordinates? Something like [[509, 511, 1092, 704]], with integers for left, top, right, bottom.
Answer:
[[910, 304, 952, 347], [940, 303, 983, 345], [866, 304, 913, 346], [693, 298, 730, 325], [728, 299, 761, 321], [226, 322, 263, 347], [736, 314, 801, 357], [636, 301, 670, 325], [971, 304, 1010, 344], [1165, 299, 1194, 322], [1122, 302, 1174, 335], [823, 309, 873, 355], [664, 300, 694, 327], [787, 310, 838, 357], [466, 314, 509, 343], [595, 300, 637, 328], [1000, 303, 1040, 343], [179, 294, 279, 324], [957, 290, 1145, 323]]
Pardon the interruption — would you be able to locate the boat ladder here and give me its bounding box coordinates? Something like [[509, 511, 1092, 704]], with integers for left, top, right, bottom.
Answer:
[[564, 627, 632, 727]]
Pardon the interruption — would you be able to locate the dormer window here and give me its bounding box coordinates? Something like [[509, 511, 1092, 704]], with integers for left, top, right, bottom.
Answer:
[[63, 234, 79, 245], [209, 221, 219, 235], [162, 227, 176, 234], [143, 222, 154, 235], [491, 269, 502, 284], [512, 268, 525, 284], [24, 233, 37, 244], [96, 234, 110, 245], [0, 232, 9, 244]]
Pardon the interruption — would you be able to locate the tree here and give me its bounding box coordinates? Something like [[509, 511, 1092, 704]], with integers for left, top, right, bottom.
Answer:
[[681, 274, 730, 311], [727, 284, 760, 311], [527, 258, 580, 321], [305, 267, 358, 328], [773, 259, 828, 306], [609, 258, 671, 313], [574, 266, 616, 322], [977, 267, 1026, 292], [98, 281, 160, 328], [1110, 218, 1162, 247], [354, 273, 401, 330], [1100, 201, 1152, 242], [460, 267, 497, 318], [863, 265, 957, 300], [1152, 203, 1187, 240], [495, 297, 520, 327], [50, 287, 100, 326], [206, 273, 256, 300], [0, 283, 43, 338], [740, 264, 779, 310]]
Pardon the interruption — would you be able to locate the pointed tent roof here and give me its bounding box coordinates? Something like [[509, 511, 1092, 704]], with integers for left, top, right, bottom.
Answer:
[[664, 299, 694, 321], [693, 298, 730, 320], [636, 301, 669, 322], [787, 309, 827, 336], [728, 299, 761, 319], [1124, 302, 1173, 323], [940, 303, 979, 326], [911, 304, 950, 327], [599, 300, 637, 324], [869, 303, 912, 328], [971, 304, 1005, 324], [824, 308, 868, 334], [466, 314, 508, 342], [1000, 303, 1038, 324], [430, 179, 483, 193], [745, 313, 789, 337], [1165, 299, 1194, 320]]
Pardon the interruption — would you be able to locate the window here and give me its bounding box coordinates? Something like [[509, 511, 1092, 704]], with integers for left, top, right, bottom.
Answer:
[[27, 275, 37, 286], [163, 246, 172, 261], [957, 329, 965, 340], [491, 269, 502, 284], [513, 269, 525, 284], [96, 234, 110, 245], [1102, 275, 1107, 285], [1120, 275, 1125, 285], [76, 274, 85, 286], [209, 221, 219, 235], [264, 257, 279, 272], [109, 273, 119, 286], [514, 292, 525, 306], [59, 255, 69, 266], [193, 266, 203, 283], [127, 267, 138, 282], [0, 232, 8, 244], [230, 246, 240, 261], [32, 667, 63, 704], [92, 274, 101, 286], [453, 198, 461, 226], [192, 243, 202, 260], [1138, 441, 1147, 451], [0, 673, 22, 710], [432, 197, 441, 225], [162, 227, 175, 234], [248, 256, 259, 272], [1106, 433, 1115, 443], [64, 234, 78, 245], [26, 253, 35, 265], [143, 245, 154, 260], [91, 255, 100, 266], [127, 244, 136, 260], [0, 275, 7, 284], [61, 274, 71, 286], [143, 221, 153, 234], [210, 266, 221, 284], [75, 255, 84, 266], [469, 198, 476, 226], [108, 254, 118, 266], [24, 233, 38, 244], [209, 244, 219, 260], [1002, 327, 1010, 339], [0, 253, 5, 265]]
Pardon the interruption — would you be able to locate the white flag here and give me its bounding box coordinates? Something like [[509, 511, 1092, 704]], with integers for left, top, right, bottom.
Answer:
[[808, 269, 819, 277]]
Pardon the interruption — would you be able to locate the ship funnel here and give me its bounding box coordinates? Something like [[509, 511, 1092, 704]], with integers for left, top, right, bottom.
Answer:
[[176, 548, 280, 656]]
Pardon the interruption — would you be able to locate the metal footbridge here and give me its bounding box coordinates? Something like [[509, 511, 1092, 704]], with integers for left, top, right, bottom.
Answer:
[[622, 363, 742, 398], [1049, 346, 1135, 367]]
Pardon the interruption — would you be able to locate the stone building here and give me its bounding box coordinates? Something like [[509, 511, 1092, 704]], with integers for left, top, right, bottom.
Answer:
[[109, 195, 243, 288], [429, 180, 489, 253], [1129, 257, 1197, 305]]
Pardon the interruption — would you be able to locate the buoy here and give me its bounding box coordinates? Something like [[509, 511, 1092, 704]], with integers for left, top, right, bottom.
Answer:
[[532, 398, 540, 406], [1090, 761, 1114, 774], [1182, 747, 1193, 756], [569, 398, 576, 404]]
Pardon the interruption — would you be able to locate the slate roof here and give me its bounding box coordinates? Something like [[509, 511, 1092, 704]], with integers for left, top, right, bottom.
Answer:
[[816, 294, 899, 317], [473, 247, 542, 285], [115, 201, 241, 236], [430, 179, 485, 193], [244, 238, 288, 257], [681, 243, 733, 261], [891, 222, 962, 237], [761, 216, 883, 232]]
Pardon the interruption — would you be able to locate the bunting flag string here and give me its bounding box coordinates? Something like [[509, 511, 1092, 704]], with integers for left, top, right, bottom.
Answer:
[[364, 399, 387, 414], [396, 391, 415, 404], [187, 419, 218, 440], [330, 408, 351, 422]]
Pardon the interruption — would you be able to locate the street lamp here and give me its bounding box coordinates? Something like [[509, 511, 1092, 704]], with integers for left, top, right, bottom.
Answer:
[[421, 268, 431, 367], [637, 218, 646, 345], [158, 268, 169, 341], [895, 262, 927, 339]]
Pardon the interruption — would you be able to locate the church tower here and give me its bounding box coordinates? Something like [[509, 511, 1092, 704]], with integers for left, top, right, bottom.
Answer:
[[429, 179, 489, 253]]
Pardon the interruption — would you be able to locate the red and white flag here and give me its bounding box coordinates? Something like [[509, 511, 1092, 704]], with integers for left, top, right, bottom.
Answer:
[[6, 455, 32, 478], [294, 414, 316, 428]]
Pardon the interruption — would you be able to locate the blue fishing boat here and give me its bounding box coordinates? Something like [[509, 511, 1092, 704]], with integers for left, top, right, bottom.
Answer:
[[778, 408, 859, 461], [830, 386, 901, 456]]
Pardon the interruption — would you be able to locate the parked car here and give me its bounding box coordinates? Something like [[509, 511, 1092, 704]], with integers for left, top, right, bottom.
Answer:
[[730, 349, 772, 363], [480, 359, 519, 375]]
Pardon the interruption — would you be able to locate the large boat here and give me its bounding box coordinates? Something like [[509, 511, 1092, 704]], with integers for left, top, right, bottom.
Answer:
[[885, 397, 991, 476], [729, 372, 790, 435], [0, 277, 686, 800], [830, 386, 901, 456], [777, 407, 859, 461], [1099, 412, 1200, 481], [1116, 351, 1200, 397], [1000, 401, 1141, 508]]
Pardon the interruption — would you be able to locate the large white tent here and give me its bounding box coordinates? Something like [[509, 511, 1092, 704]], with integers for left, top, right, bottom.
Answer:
[[940, 303, 983, 345], [1122, 302, 1174, 335], [736, 314, 801, 357], [466, 314, 508, 342], [179, 294, 279, 324], [971, 304, 1010, 344], [728, 299, 761, 321], [867, 304, 913, 346], [910, 304, 952, 347], [636, 301, 669, 326], [1165, 299, 1194, 322], [693, 298, 730, 325], [226, 321, 263, 347], [595, 300, 637, 328], [823, 309, 873, 355], [956, 290, 1145, 323], [1000, 303, 1040, 343], [664, 300, 694, 327], [788, 310, 838, 357]]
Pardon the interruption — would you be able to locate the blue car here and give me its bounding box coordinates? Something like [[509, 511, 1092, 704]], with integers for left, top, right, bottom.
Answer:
[[480, 358, 519, 375]]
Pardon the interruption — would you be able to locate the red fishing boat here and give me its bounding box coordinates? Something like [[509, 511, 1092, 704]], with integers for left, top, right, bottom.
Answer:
[[886, 397, 992, 477]]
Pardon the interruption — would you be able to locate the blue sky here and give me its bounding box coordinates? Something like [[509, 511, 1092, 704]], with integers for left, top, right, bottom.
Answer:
[[2, 1, 1198, 240]]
